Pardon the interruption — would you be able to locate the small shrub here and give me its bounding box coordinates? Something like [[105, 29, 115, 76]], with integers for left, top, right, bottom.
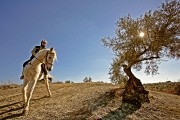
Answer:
[[65, 80, 74, 84]]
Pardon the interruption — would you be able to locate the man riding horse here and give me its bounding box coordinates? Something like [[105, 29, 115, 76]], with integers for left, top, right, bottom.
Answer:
[[20, 40, 52, 81]]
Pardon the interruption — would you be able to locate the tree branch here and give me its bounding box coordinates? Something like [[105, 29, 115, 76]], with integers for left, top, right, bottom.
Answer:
[[139, 56, 160, 62]]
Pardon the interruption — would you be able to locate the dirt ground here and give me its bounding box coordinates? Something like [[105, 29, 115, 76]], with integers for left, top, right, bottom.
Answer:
[[0, 82, 180, 120]]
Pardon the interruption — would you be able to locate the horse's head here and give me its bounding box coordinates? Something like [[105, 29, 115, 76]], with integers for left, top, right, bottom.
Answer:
[[45, 47, 57, 71]]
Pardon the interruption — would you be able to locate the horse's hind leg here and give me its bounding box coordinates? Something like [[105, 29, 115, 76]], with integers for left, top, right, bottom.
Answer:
[[23, 79, 37, 113], [44, 75, 52, 97]]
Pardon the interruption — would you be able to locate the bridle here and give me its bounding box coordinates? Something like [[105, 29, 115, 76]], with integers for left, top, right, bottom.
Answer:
[[45, 52, 54, 66], [32, 51, 54, 66]]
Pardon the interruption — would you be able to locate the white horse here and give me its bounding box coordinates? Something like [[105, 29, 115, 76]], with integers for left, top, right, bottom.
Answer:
[[22, 47, 57, 114]]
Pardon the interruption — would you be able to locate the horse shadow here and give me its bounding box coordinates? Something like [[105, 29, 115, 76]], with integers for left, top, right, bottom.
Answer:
[[0, 96, 48, 120]]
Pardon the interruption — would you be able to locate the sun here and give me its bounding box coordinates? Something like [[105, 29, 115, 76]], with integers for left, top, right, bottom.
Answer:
[[139, 32, 144, 38]]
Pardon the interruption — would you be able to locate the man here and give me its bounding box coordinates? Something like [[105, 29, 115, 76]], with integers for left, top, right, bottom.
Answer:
[[20, 40, 47, 79]]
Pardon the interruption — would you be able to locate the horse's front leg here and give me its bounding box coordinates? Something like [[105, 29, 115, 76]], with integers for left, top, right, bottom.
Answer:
[[44, 75, 52, 97], [23, 79, 37, 114], [22, 79, 29, 108]]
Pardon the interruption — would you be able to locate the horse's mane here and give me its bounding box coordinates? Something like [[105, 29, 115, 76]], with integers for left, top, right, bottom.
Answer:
[[36, 48, 57, 61]]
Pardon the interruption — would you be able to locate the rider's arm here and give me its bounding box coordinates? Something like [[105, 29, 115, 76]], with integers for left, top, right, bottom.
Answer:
[[31, 47, 37, 56]]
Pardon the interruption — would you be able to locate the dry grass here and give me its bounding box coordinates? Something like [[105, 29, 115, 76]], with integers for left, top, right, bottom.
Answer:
[[144, 82, 180, 95], [0, 82, 180, 120]]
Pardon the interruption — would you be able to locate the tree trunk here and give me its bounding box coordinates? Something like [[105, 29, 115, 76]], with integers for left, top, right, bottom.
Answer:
[[122, 65, 150, 106]]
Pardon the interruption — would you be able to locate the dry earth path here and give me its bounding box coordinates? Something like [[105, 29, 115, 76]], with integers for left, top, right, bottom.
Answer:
[[0, 83, 180, 120]]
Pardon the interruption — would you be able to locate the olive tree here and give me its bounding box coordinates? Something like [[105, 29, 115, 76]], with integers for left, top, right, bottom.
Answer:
[[102, 1, 180, 105]]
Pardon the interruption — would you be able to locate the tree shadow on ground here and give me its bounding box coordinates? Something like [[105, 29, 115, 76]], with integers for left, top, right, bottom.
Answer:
[[63, 89, 118, 119], [100, 101, 141, 120], [86, 88, 141, 120], [0, 95, 48, 120]]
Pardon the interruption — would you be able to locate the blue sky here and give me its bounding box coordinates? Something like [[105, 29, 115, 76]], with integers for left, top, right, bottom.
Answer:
[[0, 0, 179, 84]]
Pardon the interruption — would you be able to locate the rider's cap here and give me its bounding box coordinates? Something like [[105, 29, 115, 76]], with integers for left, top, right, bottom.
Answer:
[[41, 40, 47, 44]]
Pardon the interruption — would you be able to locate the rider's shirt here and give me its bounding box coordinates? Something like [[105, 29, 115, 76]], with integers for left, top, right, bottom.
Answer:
[[29, 46, 46, 60], [31, 46, 46, 57]]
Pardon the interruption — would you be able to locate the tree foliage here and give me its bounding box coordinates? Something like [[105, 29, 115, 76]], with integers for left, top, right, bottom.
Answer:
[[83, 76, 92, 82], [102, 1, 180, 82]]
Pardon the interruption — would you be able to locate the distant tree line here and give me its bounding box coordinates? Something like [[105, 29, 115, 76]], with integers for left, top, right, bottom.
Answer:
[[65, 80, 74, 83]]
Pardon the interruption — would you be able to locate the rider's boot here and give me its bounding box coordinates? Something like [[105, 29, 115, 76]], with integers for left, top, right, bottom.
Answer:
[[20, 68, 24, 79], [20, 75, 24, 79]]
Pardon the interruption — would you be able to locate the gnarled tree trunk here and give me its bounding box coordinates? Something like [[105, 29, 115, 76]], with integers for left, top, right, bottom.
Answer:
[[122, 65, 150, 107]]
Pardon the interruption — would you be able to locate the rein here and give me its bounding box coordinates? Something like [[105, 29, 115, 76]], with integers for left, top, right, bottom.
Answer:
[[30, 51, 54, 66], [34, 55, 44, 64]]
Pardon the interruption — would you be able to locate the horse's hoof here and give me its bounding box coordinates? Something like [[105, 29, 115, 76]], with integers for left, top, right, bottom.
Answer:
[[47, 95, 52, 98], [22, 109, 28, 115]]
